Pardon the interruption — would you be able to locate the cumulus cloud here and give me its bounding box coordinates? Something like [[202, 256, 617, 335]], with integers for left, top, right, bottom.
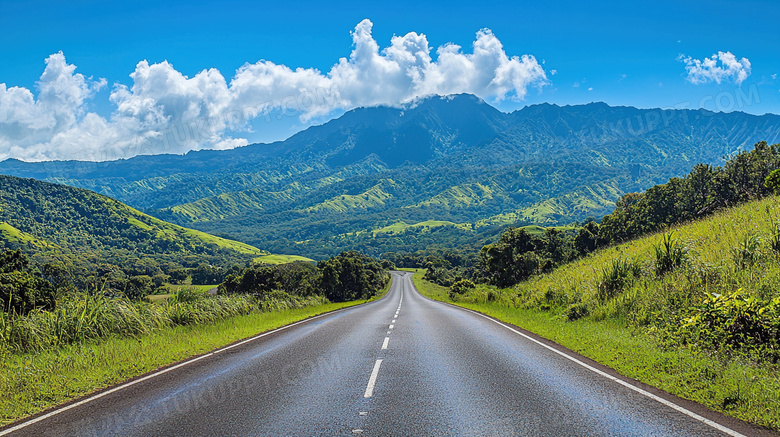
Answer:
[[0, 19, 549, 162], [0, 52, 107, 160], [678, 51, 751, 85]]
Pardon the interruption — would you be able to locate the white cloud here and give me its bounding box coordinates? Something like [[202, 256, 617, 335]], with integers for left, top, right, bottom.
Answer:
[[0, 52, 106, 160], [0, 19, 549, 162], [678, 51, 751, 85], [587, 87, 593, 91]]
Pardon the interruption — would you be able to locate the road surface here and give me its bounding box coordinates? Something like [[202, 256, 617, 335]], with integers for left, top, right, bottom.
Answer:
[[1, 271, 771, 436]]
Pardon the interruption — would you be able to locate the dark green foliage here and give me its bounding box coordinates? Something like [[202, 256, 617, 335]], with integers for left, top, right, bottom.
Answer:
[[480, 228, 539, 287], [220, 253, 387, 303], [575, 222, 600, 255], [654, 232, 688, 275], [479, 227, 579, 287], [219, 262, 319, 298], [448, 279, 475, 300], [670, 289, 780, 361], [0, 249, 28, 274], [597, 258, 641, 301], [565, 302, 590, 321], [168, 269, 189, 284], [0, 250, 59, 315], [319, 251, 389, 302], [190, 264, 241, 285], [764, 169, 780, 194]]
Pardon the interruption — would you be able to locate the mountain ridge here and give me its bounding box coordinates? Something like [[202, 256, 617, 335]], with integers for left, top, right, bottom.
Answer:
[[1, 94, 779, 258]]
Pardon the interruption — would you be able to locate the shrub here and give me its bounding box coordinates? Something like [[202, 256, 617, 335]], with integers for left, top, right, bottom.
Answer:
[[674, 289, 780, 360], [597, 258, 641, 301], [654, 232, 688, 275], [732, 232, 761, 269], [768, 220, 780, 255], [449, 279, 475, 296], [565, 302, 590, 321]]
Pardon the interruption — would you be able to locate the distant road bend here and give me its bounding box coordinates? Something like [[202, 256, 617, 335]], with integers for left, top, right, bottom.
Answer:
[[1, 272, 771, 436]]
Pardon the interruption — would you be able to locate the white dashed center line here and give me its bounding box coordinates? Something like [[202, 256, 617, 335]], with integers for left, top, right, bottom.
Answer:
[[362, 280, 404, 401], [364, 359, 383, 398]]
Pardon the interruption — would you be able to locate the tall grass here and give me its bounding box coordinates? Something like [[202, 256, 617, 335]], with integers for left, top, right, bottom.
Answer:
[[654, 231, 688, 275], [0, 288, 331, 354]]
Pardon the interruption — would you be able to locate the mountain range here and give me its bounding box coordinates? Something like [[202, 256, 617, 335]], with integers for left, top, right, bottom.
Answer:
[[2, 94, 779, 259]]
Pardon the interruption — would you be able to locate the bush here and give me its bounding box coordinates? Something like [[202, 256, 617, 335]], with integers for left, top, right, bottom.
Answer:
[[732, 232, 761, 269], [768, 220, 780, 255], [597, 258, 641, 301], [565, 302, 590, 321], [673, 289, 780, 361], [319, 251, 388, 302], [449, 279, 475, 300], [654, 232, 688, 275], [0, 250, 59, 315]]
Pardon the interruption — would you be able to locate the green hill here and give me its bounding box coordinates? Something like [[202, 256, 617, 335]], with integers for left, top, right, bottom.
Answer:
[[0, 176, 312, 292], [0, 175, 268, 258]]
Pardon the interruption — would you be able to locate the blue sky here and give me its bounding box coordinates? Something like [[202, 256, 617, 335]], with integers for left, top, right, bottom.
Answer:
[[1, 0, 778, 161]]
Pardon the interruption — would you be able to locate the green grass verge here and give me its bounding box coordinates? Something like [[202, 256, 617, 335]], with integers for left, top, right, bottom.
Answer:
[[408, 270, 780, 431], [0, 277, 393, 427]]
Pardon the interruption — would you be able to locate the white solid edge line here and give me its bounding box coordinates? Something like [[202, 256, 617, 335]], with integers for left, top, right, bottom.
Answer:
[[381, 337, 390, 350], [461, 308, 747, 437], [0, 304, 359, 436], [364, 359, 383, 398]]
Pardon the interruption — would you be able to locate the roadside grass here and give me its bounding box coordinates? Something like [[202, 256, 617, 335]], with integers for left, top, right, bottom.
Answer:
[[0, 278, 393, 427]]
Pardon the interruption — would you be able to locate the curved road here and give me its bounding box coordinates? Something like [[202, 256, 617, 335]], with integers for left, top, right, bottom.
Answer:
[[1, 272, 772, 436]]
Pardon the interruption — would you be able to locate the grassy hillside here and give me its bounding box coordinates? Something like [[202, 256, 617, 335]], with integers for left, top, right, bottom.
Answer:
[[253, 254, 314, 264], [418, 195, 780, 429], [0, 175, 268, 260], [372, 220, 472, 235]]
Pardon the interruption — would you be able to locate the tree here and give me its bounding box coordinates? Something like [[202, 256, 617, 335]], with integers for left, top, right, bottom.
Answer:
[[0, 250, 58, 314], [575, 222, 600, 254], [319, 251, 388, 302], [479, 228, 541, 287], [765, 169, 780, 194]]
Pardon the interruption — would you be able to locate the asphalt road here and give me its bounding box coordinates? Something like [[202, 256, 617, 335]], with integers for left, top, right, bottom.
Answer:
[[1, 271, 772, 436]]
